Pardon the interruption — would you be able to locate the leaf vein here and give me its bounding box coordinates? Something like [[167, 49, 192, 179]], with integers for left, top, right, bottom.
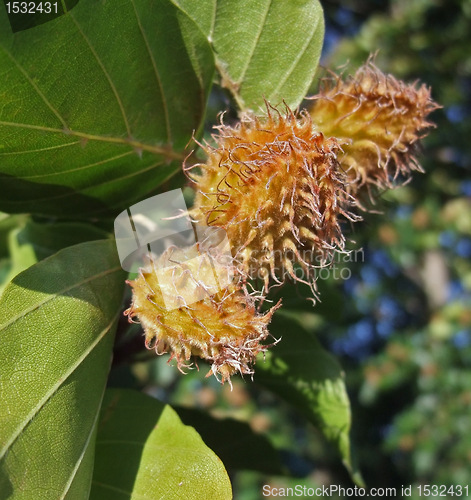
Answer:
[[22, 151, 134, 179], [0, 141, 80, 157], [0, 42, 69, 129], [129, 0, 172, 144], [0, 307, 121, 460], [68, 12, 132, 137], [0, 266, 121, 331], [236, 0, 273, 84], [59, 383, 107, 500], [0, 121, 183, 160], [209, 0, 218, 40], [271, 15, 321, 98]]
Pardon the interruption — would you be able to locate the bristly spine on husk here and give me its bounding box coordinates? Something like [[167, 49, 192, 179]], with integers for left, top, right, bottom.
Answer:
[[188, 105, 361, 294], [124, 245, 281, 385], [308, 60, 439, 202]]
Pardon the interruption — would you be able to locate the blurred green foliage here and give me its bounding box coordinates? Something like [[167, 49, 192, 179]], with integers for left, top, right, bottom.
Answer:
[[316, 0, 471, 492]]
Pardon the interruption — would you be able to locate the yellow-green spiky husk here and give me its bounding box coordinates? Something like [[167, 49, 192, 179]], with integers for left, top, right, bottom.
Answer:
[[124, 246, 280, 384]]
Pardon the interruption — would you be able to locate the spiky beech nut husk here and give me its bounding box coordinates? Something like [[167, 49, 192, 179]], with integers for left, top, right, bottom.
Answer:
[[124, 245, 280, 384], [308, 61, 439, 199], [188, 107, 359, 294]]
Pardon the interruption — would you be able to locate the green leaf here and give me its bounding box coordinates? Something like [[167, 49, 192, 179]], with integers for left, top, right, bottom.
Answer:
[[254, 313, 363, 486], [90, 389, 232, 500], [0, 259, 10, 288], [0, 214, 26, 289], [175, 406, 283, 475], [0, 0, 214, 217], [0, 220, 110, 295], [0, 240, 126, 499], [172, 0, 324, 111], [16, 220, 110, 262], [0, 214, 27, 259], [0, 228, 38, 297]]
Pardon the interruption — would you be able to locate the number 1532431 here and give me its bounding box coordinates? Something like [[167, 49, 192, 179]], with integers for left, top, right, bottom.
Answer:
[[5, 2, 59, 14]]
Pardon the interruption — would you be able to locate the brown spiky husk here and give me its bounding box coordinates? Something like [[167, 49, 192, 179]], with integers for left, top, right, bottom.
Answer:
[[124, 245, 280, 384], [308, 61, 439, 200], [188, 107, 359, 293]]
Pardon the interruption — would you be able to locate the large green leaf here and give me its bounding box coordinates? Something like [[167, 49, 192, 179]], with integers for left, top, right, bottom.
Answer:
[[175, 406, 283, 475], [172, 0, 324, 111], [0, 219, 110, 296], [254, 313, 363, 485], [0, 240, 126, 499], [0, 0, 214, 217], [15, 220, 110, 262], [90, 389, 232, 500]]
